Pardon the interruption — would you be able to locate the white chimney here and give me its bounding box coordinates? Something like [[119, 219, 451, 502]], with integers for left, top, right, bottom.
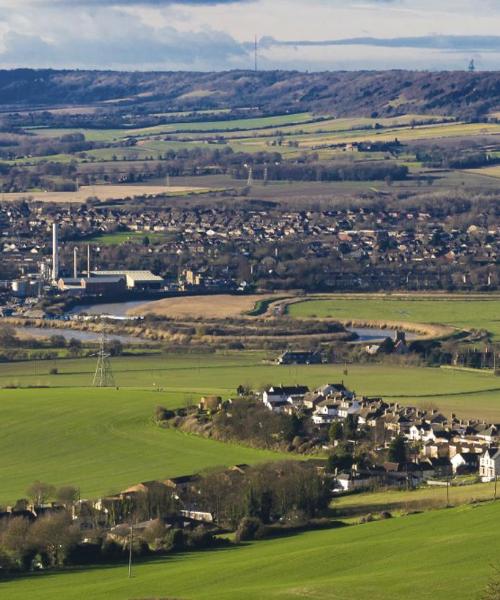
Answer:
[[52, 223, 59, 282]]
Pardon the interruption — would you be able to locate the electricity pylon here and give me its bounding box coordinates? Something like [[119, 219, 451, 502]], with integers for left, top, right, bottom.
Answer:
[[92, 331, 115, 388]]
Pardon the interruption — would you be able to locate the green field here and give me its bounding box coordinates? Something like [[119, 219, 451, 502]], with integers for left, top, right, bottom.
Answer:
[[335, 482, 499, 517], [0, 352, 500, 502], [26, 112, 316, 142], [85, 231, 166, 245], [0, 386, 286, 504], [288, 295, 500, 339], [2, 502, 500, 599]]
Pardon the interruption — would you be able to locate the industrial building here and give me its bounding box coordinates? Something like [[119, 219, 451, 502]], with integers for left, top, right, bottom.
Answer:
[[90, 270, 164, 291], [57, 276, 127, 296]]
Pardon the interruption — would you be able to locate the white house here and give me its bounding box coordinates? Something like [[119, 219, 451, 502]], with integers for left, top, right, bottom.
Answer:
[[262, 385, 309, 411], [337, 398, 362, 419], [480, 448, 500, 482], [312, 400, 339, 425], [450, 452, 479, 475]]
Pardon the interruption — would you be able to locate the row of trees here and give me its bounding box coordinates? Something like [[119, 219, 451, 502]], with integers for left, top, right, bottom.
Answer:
[[193, 462, 330, 529]]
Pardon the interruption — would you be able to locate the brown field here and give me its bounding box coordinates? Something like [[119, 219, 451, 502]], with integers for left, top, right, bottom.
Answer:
[[0, 185, 209, 203], [128, 294, 275, 319]]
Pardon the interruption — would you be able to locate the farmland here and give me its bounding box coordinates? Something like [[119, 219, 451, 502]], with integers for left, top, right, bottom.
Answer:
[[287, 294, 500, 339], [0, 184, 210, 203], [2, 501, 500, 600], [0, 352, 500, 503], [335, 481, 499, 517]]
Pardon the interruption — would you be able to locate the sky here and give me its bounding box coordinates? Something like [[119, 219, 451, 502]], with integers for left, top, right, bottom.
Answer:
[[0, 0, 499, 71]]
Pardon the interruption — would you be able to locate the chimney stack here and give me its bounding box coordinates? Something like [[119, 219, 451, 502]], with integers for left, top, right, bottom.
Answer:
[[73, 247, 78, 279], [51, 223, 59, 282]]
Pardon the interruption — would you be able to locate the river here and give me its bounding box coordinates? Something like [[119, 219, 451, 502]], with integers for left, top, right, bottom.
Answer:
[[67, 301, 416, 343]]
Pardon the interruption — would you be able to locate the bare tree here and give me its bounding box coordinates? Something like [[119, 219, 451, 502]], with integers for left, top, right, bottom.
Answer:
[[26, 481, 55, 506]]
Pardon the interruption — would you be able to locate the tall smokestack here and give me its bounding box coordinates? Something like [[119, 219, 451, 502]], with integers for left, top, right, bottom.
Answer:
[[73, 247, 78, 279], [52, 223, 59, 282]]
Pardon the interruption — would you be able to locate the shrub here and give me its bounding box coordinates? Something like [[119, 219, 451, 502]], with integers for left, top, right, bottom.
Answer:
[[235, 517, 263, 542]]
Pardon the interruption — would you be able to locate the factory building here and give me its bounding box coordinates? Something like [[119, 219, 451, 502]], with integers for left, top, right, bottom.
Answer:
[[57, 276, 127, 296], [90, 270, 164, 291]]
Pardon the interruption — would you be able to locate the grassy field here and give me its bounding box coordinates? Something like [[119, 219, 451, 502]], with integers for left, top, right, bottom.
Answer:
[[2, 501, 500, 599], [26, 112, 316, 141], [85, 231, 166, 245], [335, 482, 499, 517], [131, 294, 276, 319], [288, 295, 500, 339], [0, 184, 209, 203], [0, 385, 287, 504], [0, 352, 500, 502]]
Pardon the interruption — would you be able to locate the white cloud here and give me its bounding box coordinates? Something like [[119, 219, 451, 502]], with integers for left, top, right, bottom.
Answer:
[[0, 0, 499, 70]]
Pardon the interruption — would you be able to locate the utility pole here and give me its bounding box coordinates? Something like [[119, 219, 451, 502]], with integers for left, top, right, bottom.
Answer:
[[495, 475, 498, 501], [87, 245, 91, 277], [446, 477, 450, 508], [128, 524, 133, 578], [254, 35, 258, 72]]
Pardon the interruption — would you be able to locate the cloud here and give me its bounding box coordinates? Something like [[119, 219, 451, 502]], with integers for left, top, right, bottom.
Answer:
[[13, 0, 250, 5], [261, 35, 500, 53]]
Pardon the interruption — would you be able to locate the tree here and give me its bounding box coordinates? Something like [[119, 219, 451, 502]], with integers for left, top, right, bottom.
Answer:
[[108, 339, 123, 357], [0, 325, 17, 347], [26, 481, 55, 506], [29, 513, 81, 567], [388, 435, 408, 464], [49, 334, 66, 348], [1, 517, 35, 569], [327, 445, 354, 473], [56, 486, 79, 507], [67, 338, 82, 357], [344, 414, 358, 440], [329, 421, 344, 443]]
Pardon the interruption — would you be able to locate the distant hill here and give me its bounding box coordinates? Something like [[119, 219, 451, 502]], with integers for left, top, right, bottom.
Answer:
[[0, 69, 499, 119]]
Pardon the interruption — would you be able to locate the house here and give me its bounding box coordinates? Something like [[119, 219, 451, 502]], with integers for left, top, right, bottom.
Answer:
[[312, 400, 339, 425], [276, 351, 322, 365], [475, 424, 500, 444], [335, 472, 380, 492], [262, 385, 309, 411], [163, 475, 200, 497], [317, 383, 354, 399], [337, 398, 362, 419], [480, 448, 500, 482], [450, 452, 480, 475]]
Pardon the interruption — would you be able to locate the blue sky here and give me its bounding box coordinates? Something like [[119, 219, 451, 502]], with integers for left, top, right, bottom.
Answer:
[[0, 0, 499, 70]]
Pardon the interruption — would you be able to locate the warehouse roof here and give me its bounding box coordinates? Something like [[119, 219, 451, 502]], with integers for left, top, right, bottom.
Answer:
[[91, 270, 163, 283]]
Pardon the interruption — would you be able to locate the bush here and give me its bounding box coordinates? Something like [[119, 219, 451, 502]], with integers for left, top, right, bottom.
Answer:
[[235, 517, 263, 542], [154, 406, 175, 422]]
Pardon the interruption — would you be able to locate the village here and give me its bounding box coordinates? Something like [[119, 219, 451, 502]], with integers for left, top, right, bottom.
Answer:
[[0, 196, 498, 310], [2, 379, 499, 552]]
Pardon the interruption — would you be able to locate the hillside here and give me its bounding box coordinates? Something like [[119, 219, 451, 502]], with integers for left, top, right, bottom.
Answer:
[[3, 502, 500, 599], [0, 69, 499, 118]]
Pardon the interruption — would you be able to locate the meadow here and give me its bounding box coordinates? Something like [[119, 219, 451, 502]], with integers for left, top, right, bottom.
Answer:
[[2, 501, 500, 600], [334, 481, 499, 517], [288, 294, 500, 339], [0, 352, 499, 502]]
